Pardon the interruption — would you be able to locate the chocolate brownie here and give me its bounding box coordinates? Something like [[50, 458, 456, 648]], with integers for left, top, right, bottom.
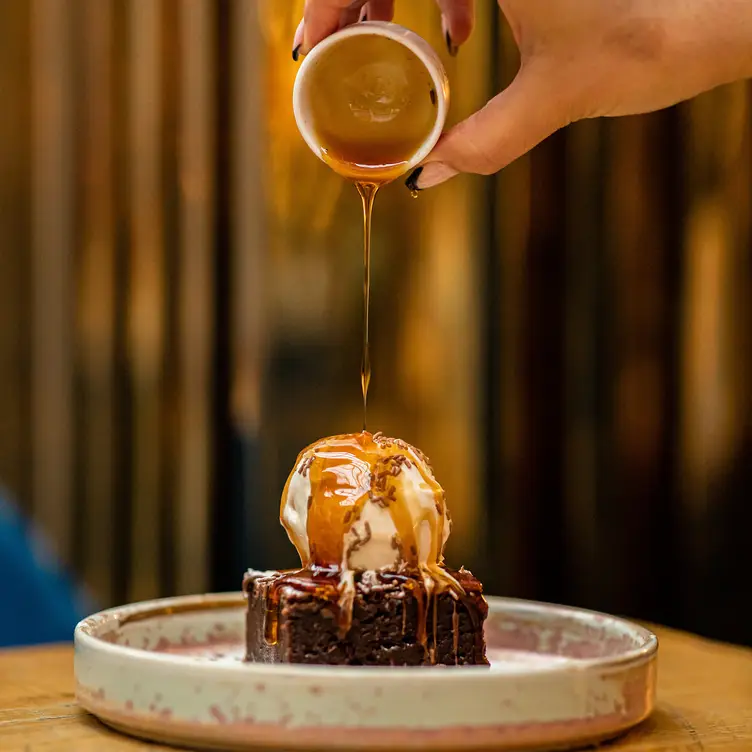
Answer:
[[243, 567, 489, 666]]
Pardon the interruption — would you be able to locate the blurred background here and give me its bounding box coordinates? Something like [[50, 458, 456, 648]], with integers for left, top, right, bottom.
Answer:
[[0, 1, 750, 646]]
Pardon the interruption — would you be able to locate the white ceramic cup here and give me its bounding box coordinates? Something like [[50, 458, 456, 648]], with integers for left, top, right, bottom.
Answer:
[[292, 21, 449, 178]]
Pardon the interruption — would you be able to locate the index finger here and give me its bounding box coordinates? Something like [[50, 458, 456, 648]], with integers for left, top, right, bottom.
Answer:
[[435, 0, 474, 49], [302, 0, 366, 52]]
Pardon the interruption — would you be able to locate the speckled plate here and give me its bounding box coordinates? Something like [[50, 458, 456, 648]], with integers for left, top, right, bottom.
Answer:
[[75, 593, 657, 751]]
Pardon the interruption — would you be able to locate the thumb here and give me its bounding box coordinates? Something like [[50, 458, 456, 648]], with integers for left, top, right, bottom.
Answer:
[[406, 66, 567, 190]]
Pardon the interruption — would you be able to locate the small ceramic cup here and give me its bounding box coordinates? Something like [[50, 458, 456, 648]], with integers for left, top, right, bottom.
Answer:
[[292, 21, 449, 179]]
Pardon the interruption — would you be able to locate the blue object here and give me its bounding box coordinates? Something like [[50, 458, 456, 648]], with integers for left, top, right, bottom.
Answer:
[[0, 490, 91, 648]]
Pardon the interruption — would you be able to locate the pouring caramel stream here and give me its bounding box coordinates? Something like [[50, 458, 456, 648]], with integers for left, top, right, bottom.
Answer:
[[358, 182, 378, 431], [305, 32, 439, 429]]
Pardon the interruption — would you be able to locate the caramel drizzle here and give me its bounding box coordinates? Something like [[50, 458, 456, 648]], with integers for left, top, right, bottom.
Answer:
[[264, 599, 279, 645], [358, 182, 377, 432], [264, 567, 344, 643], [411, 579, 427, 651], [430, 589, 438, 664]]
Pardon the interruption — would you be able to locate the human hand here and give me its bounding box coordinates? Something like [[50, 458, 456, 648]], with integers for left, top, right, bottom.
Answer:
[[294, 1, 752, 190], [292, 1, 474, 61]]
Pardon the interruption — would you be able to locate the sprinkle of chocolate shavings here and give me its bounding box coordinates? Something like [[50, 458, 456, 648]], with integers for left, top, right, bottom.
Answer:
[[372, 455, 409, 489], [391, 534, 405, 560], [361, 521, 372, 547], [343, 509, 353, 525], [371, 435, 429, 468], [307, 495, 314, 510], [388, 454, 412, 473], [372, 432, 392, 449], [345, 522, 373, 564], [371, 485, 397, 509], [370, 465, 389, 493], [374, 469, 390, 484], [412, 445, 433, 471], [298, 455, 314, 477]]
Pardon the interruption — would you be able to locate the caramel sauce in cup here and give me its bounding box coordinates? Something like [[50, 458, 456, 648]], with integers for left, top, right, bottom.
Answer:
[[293, 22, 449, 184]]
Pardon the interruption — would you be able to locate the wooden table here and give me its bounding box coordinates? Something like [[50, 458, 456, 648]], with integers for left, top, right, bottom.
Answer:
[[1, 626, 751, 751]]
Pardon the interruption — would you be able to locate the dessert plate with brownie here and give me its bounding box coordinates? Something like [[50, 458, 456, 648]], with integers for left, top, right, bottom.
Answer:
[[75, 432, 657, 751]]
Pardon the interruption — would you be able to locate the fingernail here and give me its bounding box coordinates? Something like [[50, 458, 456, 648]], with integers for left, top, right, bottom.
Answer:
[[406, 162, 458, 191], [445, 30, 458, 57], [292, 18, 305, 59], [360, 9, 368, 21], [405, 166, 423, 193]]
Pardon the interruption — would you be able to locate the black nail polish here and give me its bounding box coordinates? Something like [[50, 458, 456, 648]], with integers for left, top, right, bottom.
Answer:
[[445, 30, 458, 57], [292, 44, 302, 62], [361, 11, 368, 21], [405, 166, 423, 194]]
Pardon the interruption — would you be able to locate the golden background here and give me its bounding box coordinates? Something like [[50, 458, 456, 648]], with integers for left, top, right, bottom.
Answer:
[[0, 1, 750, 644]]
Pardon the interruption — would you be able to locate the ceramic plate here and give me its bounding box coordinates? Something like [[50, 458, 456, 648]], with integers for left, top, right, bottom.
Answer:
[[75, 593, 657, 751]]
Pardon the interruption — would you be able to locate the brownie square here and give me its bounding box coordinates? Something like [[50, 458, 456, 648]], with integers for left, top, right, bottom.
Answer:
[[243, 568, 489, 666]]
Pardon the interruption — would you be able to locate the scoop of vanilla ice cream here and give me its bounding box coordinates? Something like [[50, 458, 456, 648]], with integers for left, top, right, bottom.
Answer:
[[280, 432, 451, 572]]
